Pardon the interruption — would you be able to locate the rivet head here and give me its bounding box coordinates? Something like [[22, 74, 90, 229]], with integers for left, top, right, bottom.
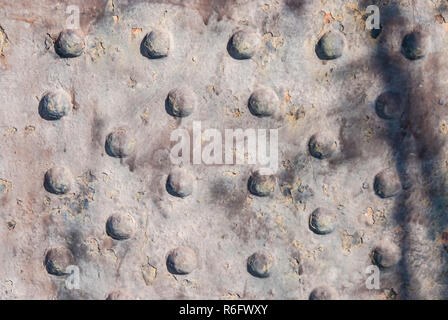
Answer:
[[248, 88, 279, 117], [308, 132, 338, 160], [309, 208, 337, 235], [105, 127, 136, 158], [374, 168, 401, 198], [165, 87, 197, 118], [309, 286, 338, 300], [55, 30, 85, 58], [248, 171, 276, 197], [106, 213, 136, 240], [106, 290, 133, 300], [401, 31, 428, 60], [247, 251, 273, 278], [166, 168, 194, 198], [375, 91, 404, 120], [371, 242, 400, 268], [141, 29, 170, 59]]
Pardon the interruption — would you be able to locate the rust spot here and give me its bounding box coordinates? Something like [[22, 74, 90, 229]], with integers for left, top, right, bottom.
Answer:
[[131, 28, 142, 35], [322, 11, 335, 24]]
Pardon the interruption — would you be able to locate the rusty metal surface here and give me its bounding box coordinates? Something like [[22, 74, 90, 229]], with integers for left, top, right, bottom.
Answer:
[[1, 0, 448, 300]]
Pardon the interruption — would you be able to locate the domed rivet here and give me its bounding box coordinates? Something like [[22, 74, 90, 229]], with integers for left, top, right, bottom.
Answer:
[[39, 90, 72, 120], [55, 30, 85, 58], [166, 247, 197, 275], [374, 168, 401, 198], [247, 251, 273, 278], [141, 29, 170, 59], [227, 30, 260, 60], [401, 31, 428, 61], [166, 168, 194, 198], [315, 31, 345, 60], [248, 171, 276, 197], [309, 208, 337, 235]]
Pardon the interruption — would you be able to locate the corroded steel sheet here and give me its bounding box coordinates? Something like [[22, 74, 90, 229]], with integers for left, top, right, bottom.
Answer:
[[0, 0, 448, 300]]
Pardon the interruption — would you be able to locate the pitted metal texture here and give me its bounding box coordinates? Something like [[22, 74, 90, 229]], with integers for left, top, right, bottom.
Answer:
[[0, 0, 448, 300]]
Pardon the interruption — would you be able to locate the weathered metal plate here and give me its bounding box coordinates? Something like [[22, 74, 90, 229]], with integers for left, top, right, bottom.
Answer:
[[1, 0, 448, 300]]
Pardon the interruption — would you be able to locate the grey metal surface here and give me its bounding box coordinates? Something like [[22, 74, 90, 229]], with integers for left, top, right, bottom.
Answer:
[[0, 0, 447, 300]]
